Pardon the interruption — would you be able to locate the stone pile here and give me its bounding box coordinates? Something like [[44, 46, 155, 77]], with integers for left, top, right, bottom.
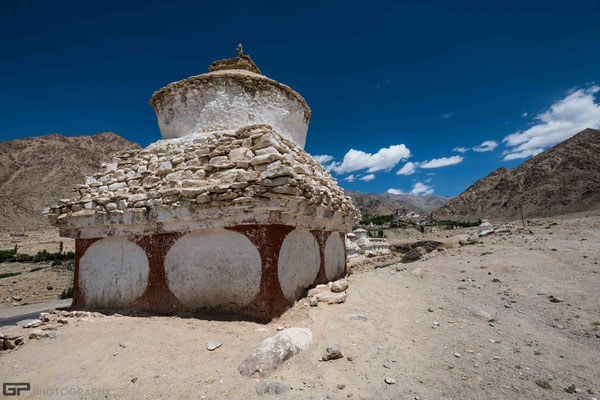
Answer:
[[47, 124, 358, 233]]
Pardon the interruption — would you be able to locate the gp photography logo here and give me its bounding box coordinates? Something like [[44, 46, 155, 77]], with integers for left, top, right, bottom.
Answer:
[[3, 383, 111, 397], [2, 383, 30, 396]]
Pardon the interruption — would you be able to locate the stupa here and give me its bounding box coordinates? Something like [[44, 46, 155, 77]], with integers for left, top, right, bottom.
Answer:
[[47, 45, 360, 321]]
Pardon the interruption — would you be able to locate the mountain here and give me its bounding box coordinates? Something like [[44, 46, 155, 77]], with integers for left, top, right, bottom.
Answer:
[[345, 190, 452, 216], [0, 132, 141, 231], [432, 128, 600, 221]]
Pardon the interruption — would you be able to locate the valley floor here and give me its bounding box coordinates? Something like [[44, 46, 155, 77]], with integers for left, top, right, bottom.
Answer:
[[1, 212, 599, 399]]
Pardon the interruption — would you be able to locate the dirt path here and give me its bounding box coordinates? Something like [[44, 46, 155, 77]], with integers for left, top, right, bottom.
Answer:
[[0, 212, 598, 399]]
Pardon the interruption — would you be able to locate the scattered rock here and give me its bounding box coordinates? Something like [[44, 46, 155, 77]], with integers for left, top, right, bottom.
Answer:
[[402, 247, 427, 263], [238, 328, 312, 377], [537, 288, 548, 295], [384, 377, 396, 385], [347, 314, 368, 321], [310, 296, 318, 307], [11, 295, 22, 301], [255, 380, 290, 396], [549, 295, 564, 303], [410, 268, 422, 277], [316, 292, 346, 304], [206, 341, 222, 351], [337, 384, 346, 390], [322, 344, 344, 361], [331, 279, 349, 293], [469, 307, 492, 321], [46, 285, 53, 290], [29, 330, 59, 339]]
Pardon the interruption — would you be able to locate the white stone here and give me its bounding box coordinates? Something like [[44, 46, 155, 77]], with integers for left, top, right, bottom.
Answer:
[[164, 229, 262, 310], [278, 228, 320, 301]]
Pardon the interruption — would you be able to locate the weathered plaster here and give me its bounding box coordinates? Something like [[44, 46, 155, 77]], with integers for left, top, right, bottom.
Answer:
[[324, 232, 346, 281], [277, 228, 320, 301], [79, 237, 149, 308], [164, 229, 262, 310]]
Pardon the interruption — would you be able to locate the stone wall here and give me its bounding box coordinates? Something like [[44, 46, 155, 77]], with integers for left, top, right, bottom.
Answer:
[[73, 225, 346, 321], [48, 124, 359, 238]]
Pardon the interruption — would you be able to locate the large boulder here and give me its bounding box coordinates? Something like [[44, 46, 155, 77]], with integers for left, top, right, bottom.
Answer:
[[238, 328, 312, 377], [401, 246, 427, 263]]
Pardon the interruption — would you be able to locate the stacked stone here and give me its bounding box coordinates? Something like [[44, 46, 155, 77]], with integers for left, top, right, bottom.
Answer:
[[47, 124, 359, 234]]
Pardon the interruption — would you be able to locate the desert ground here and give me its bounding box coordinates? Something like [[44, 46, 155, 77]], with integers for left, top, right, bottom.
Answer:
[[1, 212, 599, 399]]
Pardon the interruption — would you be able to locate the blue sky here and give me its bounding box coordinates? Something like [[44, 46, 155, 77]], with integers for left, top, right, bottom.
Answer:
[[2, 1, 600, 196]]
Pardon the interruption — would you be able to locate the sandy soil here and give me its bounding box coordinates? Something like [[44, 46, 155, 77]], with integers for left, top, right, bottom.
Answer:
[[1, 212, 599, 399]]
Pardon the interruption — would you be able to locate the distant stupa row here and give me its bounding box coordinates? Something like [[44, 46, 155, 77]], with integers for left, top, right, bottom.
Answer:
[[47, 45, 360, 321]]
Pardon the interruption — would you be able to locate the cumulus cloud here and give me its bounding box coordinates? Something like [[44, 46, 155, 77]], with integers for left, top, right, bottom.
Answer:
[[396, 161, 417, 175], [419, 155, 464, 169], [503, 86, 600, 160], [344, 174, 355, 182], [330, 144, 411, 174], [472, 140, 498, 152], [387, 188, 404, 195], [452, 146, 468, 154], [312, 154, 334, 164], [411, 182, 434, 195], [360, 174, 375, 182]]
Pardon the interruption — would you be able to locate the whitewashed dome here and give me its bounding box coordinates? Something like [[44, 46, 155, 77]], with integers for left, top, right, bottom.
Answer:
[[150, 45, 311, 149]]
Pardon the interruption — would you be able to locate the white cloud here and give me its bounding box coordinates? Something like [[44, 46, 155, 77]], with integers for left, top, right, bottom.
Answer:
[[419, 155, 464, 169], [503, 86, 600, 160], [387, 188, 404, 195], [312, 154, 334, 164], [330, 144, 411, 174], [424, 178, 432, 183], [359, 174, 375, 182], [472, 140, 498, 152], [503, 148, 545, 161], [521, 112, 528, 117], [411, 182, 434, 195], [396, 161, 417, 175], [344, 174, 355, 182], [441, 112, 453, 119], [452, 146, 468, 154]]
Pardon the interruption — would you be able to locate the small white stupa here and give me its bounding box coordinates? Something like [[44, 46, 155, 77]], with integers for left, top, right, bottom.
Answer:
[[47, 45, 360, 321]]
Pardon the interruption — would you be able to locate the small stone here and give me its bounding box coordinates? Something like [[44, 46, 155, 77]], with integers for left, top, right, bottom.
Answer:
[[11, 295, 22, 301], [255, 380, 290, 396], [347, 314, 368, 321], [469, 307, 492, 321], [330, 279, 348, 293], [337, 384, 346, 390], [454, 352, 462, 358], [206, 341, 222, 351], [322, 344, 344, 361], [537, 288, 548, 295], [310, 296, 318, 307], [46, 285, 53, 290], [384, 377, 396, 385], [549, 296, 564, 303], [131, 377, 138, 383], [119, 342, 129, 348]]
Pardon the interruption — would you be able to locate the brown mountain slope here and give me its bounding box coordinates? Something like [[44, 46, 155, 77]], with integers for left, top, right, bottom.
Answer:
[[345, 190, 452, 216], [432, 128, 600, 221], [0, 132, 141, 231]]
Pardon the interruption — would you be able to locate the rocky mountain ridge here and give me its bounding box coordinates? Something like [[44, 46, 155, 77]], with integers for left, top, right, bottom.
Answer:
[[432, 128, 600, 221], [0, 132, 140, 231]]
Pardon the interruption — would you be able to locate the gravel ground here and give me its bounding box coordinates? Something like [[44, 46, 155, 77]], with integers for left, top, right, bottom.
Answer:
[[0, 211, 598, 399]]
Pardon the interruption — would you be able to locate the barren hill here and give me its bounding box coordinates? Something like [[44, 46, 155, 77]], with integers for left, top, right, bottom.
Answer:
[[0, 132, 140, 231], [432, 128, 600, 221], [345, 190, 452, 216]]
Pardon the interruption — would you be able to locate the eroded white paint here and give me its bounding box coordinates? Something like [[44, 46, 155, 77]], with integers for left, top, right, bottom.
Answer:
[[79, 237, 149, 308], [278, 228, 320, 301], [164, 229, 262, 310], [154, 72, 309, 148], [324, 233, 345, 280]]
